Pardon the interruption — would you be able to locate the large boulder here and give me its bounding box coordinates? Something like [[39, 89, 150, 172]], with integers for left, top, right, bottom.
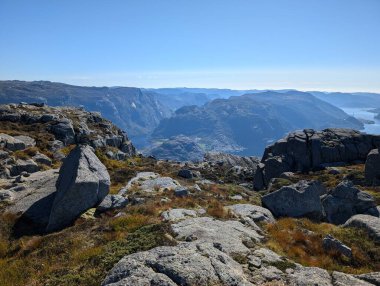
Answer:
[[255, 129, 380, 190], [344, 214, 380, 242], [322, 181, 376, 224], [261, 180, 325, 219], [46, 145, 110, 232], [365, 148, 380, 186]]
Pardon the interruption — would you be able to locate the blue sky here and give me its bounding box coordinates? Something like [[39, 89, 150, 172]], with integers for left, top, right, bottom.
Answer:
[[0, 0, 379, 91]]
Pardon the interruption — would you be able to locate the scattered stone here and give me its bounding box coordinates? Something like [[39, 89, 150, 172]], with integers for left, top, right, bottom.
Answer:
[[46, 145, 110, 232], [262, 180, 325, 219], [322, 181, 376, 224], [96, 194, 128, 214], [344, 214, 380, 242], [322, 235, 352, 258]]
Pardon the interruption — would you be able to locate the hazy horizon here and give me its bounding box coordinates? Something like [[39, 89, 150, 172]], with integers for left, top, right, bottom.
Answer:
[[1, 0, 379, 92]]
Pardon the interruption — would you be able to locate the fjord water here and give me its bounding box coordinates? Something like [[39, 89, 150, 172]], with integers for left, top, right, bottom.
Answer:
[[342, 108, 380, 135]]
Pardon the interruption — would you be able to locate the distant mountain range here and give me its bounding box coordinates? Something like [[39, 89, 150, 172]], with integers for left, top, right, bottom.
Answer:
[[150, 90, 363, 157], [1, 80, 378, 160]]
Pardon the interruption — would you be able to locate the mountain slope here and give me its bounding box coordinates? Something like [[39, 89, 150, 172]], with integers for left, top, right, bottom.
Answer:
[[151, 91, 364, 157], [0, 80, 171, 146], [311, 91, 380, 108]]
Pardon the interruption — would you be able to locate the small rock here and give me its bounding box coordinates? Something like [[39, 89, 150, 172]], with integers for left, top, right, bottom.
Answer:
[[230, 194, 243, 200], [322, 234, 352, 258], [96, 194, 128, 214], [174, 187, 189, 197], [178, 169, 193, 179]]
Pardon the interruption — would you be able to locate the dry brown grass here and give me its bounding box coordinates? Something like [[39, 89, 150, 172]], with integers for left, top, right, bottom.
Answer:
[[265, 217, 380, 274]]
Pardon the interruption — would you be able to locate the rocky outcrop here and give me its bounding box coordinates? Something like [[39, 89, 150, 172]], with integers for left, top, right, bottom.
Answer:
[[46, 145, 110, 232], [365, 149, 380, 186], [322, 181, 376, 224], [0, 103, 136, 158], [344, 214, 380, 242], [262, 180, 325, 219], [254, 128, 380, 190]]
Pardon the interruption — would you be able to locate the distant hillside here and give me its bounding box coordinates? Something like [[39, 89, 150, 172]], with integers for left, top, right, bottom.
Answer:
[[0, 81, 171, 146], [151, 91, 364, 157], [311, 91, 380, 108]]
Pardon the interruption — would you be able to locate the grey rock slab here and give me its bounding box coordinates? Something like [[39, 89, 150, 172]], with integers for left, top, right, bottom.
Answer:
[[46, 145, 110, 232], [102, 242, 254, 286], [356, 272, 380, 286], [171, 217, 262, 255], [332, 271, 374, 286], [161, 208, 198, 222], [289, 266, 333, 286], [227, 204, 275, 223], [252, 248, 283, 264]]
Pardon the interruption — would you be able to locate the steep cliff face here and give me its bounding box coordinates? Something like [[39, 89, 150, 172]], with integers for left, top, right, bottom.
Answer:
[[0, 81, 171, 144]]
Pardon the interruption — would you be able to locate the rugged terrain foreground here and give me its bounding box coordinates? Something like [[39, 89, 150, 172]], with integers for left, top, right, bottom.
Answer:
[[0, 103, 380, 286]]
